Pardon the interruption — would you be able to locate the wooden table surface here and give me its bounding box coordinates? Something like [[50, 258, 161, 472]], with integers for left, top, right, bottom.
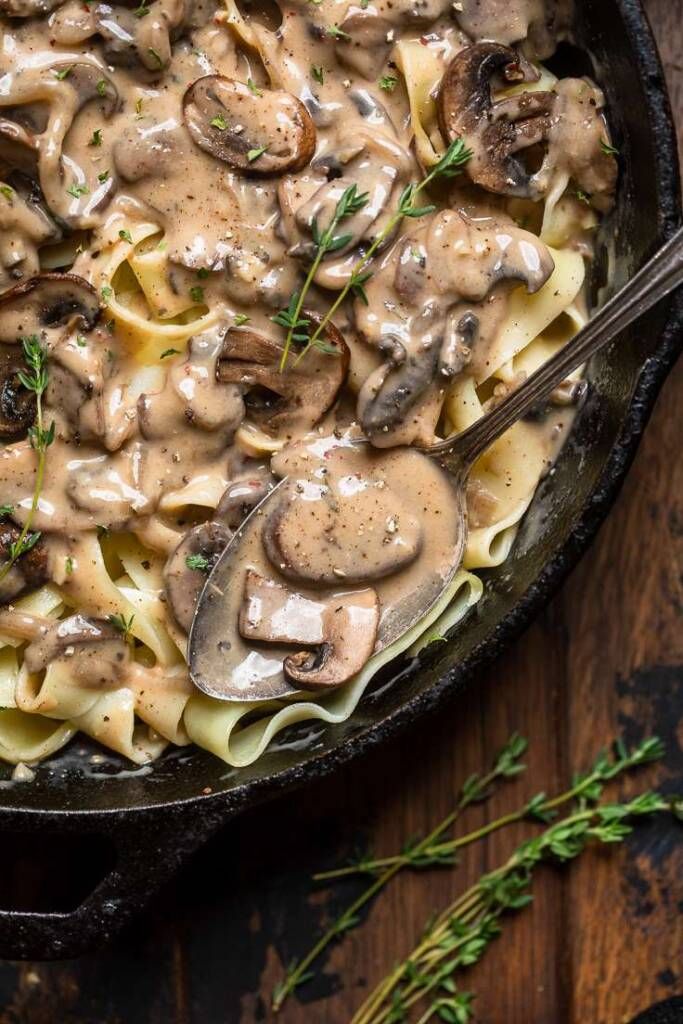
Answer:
[[1, 2, 682, 1022]]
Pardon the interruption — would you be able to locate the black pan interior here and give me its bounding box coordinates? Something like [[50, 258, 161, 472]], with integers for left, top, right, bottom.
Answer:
[[0, 0, 680, 817]]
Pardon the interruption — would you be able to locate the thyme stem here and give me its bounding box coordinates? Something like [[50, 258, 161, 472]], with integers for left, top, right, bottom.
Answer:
[[0, 337, 54, 583], [292, 137, 472, 367]]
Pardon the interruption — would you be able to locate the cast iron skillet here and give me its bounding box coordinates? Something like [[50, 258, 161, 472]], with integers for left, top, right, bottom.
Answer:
[[0, 0, 680, 961]]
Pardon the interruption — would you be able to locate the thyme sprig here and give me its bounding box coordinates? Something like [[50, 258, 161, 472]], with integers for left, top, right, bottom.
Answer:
[[315, 735, 666, 880], [352, 790, 681, 1024], [291, 137, 471, 367], [274, 183, 368, 370], [270, 733, 527, 1013], [0, 336, 55, 584], [271, 735, 670, 1015]]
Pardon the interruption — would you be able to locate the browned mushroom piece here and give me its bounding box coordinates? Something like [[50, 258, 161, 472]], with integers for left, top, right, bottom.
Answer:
[[262, 478, 423, 585], [0, 523, 49, 605], [216, 315, 349, 437], [238, 569, 379, 690], [213, 473, 275, 530], [0, 272, 100, 344], [438, 43, 556, 199], [183, 76, 316, 176], [0, 345, 36, 438], [22, 614, 127, 675], [163, 522, 233, 633]]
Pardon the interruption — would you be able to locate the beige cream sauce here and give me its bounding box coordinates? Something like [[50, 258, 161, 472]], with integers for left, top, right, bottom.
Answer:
[[0, 0, 592, 692]]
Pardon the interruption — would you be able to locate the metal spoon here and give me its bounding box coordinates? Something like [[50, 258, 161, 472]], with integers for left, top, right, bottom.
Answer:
[[190, 225, 683, 702]]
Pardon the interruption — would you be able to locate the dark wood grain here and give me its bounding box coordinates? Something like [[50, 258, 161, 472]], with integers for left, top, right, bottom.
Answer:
[[0, 3, 681, 1022]]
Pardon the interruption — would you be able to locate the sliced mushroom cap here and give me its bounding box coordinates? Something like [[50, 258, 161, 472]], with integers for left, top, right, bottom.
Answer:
[[0, 272, 100, 344], [214, 473, 274, 530], [164, 522, 233, 633], [438, 43, 556, 199], [0, 524, 49, 605], [0, 345, 36, 437], [183, 76, 316, 176], [358, 341, 442, 442], [23, 613, 124, 674], [216, 315, 349, 437], [238, 569, 379, 689], [262, 477, 423, 585]]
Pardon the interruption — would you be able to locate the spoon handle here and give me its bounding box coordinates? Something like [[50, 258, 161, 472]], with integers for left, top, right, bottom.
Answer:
[[429, 224, 683, 469]]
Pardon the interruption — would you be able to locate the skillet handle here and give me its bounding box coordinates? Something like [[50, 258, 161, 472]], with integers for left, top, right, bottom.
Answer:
[[0, 805, 224, 960]]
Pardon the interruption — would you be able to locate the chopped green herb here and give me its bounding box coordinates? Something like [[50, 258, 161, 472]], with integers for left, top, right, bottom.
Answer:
[[359, 0, 369, 8], [67, 183, 89, 199], [327, 24, 350, 39], [574, 188, 591, 205], [196, 267, 210, 279], [247, 145, 268, 162], [53, 65, 74, 80], [233, 313, 251, 326], [189, 285, 205, 304], [378, 74, 397, 92], [118, 229, 133, 244], [0, 185, 13, 201], [76, 335, 87, 347], [107, 612, 135, 642], [311, 65, 325, 85], [133, 0, 149, 15], [147, 47, 164, 68], [97, 169, 110, 182], [65, 556, 74, 576], [89, 128, 103, 147], [160, 348, 180, 359], [135, 97, 144, 117], [0, 505, 13, 519], [101, 285, 113, 301], [246, 77, 262, 96], [96, 79, 108, 97], [600, 138, 619, 156], [185, 553, 211, 572], [210, 113, 228, 130]]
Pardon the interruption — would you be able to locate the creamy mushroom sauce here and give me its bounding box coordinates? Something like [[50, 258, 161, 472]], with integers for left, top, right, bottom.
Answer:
[[0, 0, 616, 766]]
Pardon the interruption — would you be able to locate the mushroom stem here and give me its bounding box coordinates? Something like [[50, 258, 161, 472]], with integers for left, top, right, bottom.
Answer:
[[238, 569, 379, 690]]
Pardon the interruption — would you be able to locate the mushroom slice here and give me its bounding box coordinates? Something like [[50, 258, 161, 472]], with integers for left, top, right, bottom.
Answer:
[[216, 316, 349, 436], [438, 43, 556, 199], [0, 523, 49, 605], [262, 478, 423, 585], [238, 569, 379, 690], [183, 75, 316, 176], [164, 522, 233, 633], [0, 344, 36, 438], [0, 272, 100, 344], [23, 614, 126, 675], [214, 473, 274, 530]]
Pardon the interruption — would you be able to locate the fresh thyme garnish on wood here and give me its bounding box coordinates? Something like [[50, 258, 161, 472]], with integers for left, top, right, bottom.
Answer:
[[0, 336, 55, 584], [314, 735, 666, 880], [271, 732, 528, 1012], [273, 183, 369, 370], [291, 137, 472, 367], [271, 735, 676, 1015], [351, 790, 681, 1024]]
